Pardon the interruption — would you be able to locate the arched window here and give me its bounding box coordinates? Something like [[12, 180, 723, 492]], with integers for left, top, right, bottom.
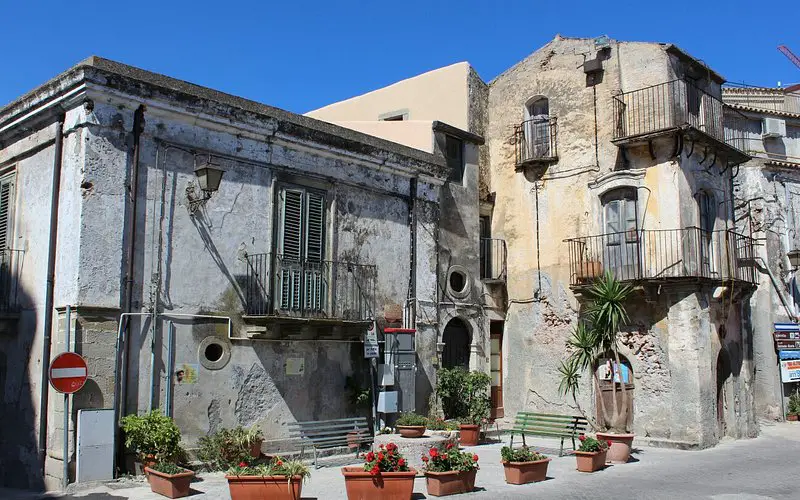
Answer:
[[602, 187, 638, 245], [523, 96, 551, 159]]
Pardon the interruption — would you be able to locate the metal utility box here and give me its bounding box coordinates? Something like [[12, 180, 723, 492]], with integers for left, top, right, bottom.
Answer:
[[76, 409, 115, 482], [377, 390, 399, 413], [384, 328, 416, 413]]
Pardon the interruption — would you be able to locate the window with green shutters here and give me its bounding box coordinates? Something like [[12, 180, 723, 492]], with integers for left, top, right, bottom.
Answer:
[[276, 186, 327, 313], [0, 172, 16, 251]]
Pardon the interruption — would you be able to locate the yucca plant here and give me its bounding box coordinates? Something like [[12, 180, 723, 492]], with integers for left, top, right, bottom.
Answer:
[[559, 272, 633, 433]]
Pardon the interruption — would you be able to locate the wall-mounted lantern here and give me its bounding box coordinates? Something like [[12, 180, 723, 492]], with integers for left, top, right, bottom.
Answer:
[[788, 249, 800, 270], [187, 156, 225, 215]]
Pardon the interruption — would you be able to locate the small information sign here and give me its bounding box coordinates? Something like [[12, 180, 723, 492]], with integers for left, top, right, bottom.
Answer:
[[780, 359, 800, 383], [364, 322, 379, 359]]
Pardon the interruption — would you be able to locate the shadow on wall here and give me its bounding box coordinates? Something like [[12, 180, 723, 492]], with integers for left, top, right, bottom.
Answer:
[[0, 283, 44, 490]]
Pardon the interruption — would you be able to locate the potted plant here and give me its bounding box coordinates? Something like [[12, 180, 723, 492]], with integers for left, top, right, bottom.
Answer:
[[422, 443, 479, 497], [395, 412, 428, 438], [574, 435, 610, 473], [788, 390, 800, 421], [144, 462, 195, 498], [120, 410, 183, 471], [500, 445, 550, 485], [558, 272, 636, 463], [437, 368, 491, 446], [244, 426, 264, 458], [226, 456, 309, 500], [198, 426, 265, 470], [341, 442, 416, 500]]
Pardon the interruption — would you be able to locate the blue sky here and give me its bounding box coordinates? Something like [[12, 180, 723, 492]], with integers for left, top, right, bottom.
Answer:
[[1, 1, 797, 113]]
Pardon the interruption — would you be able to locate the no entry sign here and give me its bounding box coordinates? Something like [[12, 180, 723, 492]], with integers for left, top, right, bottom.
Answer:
[[49, 352, 88, 394]]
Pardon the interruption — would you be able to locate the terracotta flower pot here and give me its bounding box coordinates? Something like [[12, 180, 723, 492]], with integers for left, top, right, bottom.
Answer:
[[502, 458, 551, 485], [144, 467, 194, 499], [787, 414, 799, 422], [249, 439, 263, 458], [425, 469, 477, 497], [597, 432, 634, 464], [225, 474, 303, 500], [397, 425, 426, 438], [459, 424, 480, 446], [341, 466, 417, 500], [142, 454, 158, 470], [574, 450, 607, 473]]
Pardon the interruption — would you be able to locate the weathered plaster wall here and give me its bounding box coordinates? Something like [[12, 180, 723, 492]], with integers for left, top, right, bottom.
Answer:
[[487, 36, 756, 447]]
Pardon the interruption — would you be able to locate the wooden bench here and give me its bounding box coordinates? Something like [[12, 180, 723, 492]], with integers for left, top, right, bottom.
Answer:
[[288, 417, 372, 467], [508, 412, 588, 457]]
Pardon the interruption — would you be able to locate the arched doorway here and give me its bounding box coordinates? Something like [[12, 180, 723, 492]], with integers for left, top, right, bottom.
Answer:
[[594, 354, 634, 430], [716, 349, 732, 438], [442, 318, 471, 370]]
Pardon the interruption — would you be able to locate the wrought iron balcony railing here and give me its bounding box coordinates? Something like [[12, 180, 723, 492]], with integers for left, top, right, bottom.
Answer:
[[564, 227, 757, 287], [480, 238, 507, 282], [245, 253, 376, 321], [515, 117, 558, 166], [0, 249, 23, 313], [612, 79, 748, 154]]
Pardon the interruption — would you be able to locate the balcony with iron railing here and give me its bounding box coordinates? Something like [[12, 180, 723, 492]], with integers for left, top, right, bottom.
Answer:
[[480, 238, 507, 283], [0, 249, 23, 314], [244, 253, 376, 324], [564, 227, 757, 288], [722, 85, 800, 116], [612, 80, 750, 164], [514, 117, 558, 169]]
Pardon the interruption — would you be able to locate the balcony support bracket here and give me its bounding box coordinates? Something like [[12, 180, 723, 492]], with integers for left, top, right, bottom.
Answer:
[[672, 133, 683, 159], [687, 139, 695, 158], [648, 139, 656, 160]]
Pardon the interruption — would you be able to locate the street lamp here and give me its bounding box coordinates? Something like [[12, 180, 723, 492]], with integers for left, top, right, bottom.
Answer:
[[788, 249, 800, 270], [187, 156, 224, 214]]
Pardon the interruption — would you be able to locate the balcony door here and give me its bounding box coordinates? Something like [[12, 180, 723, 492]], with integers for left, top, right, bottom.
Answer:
[[602, 188, 639, 281], [698, 190, 716, 278], [524, 97, 550, 159], [277, 186, 327, 315]]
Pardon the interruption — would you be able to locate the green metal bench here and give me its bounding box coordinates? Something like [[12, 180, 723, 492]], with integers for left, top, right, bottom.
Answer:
[[288, 417, 372, 468], [508, 411, 589, 456]]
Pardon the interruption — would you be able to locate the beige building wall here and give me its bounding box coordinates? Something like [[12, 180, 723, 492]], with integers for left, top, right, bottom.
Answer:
[[307, 62, 471, 131]]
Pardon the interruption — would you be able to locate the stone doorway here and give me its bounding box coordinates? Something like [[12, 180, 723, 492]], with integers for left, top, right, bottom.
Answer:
[[442, 318, 470, 370]]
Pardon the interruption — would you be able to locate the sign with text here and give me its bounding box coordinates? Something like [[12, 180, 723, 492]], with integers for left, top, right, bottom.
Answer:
[[779, 350, 800, 361], [774, 331, 800, 341], [780, 359, 800, 383], [776, 340, 800, 350], [364, 322, 379, 359]]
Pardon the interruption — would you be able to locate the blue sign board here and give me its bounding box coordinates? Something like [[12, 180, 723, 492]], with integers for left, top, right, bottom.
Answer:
[[779, 350, 800, 361], [774, 323, 800, 332]]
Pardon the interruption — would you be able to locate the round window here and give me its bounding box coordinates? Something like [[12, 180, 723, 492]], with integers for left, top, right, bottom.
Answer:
[[446, 266, 471, 299], [198, 337, 231, 370]]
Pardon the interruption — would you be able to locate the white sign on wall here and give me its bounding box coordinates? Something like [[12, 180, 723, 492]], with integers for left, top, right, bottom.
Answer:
[[780, 359, 800, 383], [364, 322, 379, 359]]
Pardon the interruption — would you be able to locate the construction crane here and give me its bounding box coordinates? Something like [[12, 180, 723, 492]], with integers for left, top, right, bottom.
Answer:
[[778, 45, 800, 92]]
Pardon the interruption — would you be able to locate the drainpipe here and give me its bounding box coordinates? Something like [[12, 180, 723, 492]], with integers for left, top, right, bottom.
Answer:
[[38, 114, 66, 475]]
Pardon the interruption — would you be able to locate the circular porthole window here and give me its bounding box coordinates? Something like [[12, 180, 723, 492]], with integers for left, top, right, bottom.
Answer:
[[446, 265, 470, 299], [199, 337, 231, 370]]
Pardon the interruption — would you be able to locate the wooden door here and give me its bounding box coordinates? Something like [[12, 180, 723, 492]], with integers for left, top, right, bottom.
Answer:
[[490, 322, 504, 419]]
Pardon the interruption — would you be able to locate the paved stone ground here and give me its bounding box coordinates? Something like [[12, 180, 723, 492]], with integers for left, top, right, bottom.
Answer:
[[3, 422, 798, 500]]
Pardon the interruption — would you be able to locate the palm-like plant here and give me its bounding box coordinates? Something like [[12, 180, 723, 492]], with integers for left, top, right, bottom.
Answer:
[[559, 272, 633, 433]]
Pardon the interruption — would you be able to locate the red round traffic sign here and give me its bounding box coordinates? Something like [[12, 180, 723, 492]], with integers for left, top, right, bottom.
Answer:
[[49, 352, 88, 394]]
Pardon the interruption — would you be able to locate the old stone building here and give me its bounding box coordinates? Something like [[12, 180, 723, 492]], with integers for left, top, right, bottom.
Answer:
[[311, 35, 762, 448], [0, 57, 461, 489], [723, 85, 800, 419]]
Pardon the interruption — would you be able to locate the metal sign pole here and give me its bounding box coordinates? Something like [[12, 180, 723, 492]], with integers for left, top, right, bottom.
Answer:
[[63, 305, 71, 490]]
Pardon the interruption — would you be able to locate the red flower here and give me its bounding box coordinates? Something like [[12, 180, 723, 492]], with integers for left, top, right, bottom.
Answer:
[[370, 465, 380, 476], [429, 448, 438, 457], [579, 435, 586, 441], [379, 444, 385, 450], [606, 440, 613, 447], [387, 443, 397, 452], [442, 453, 448, 460], [238, 462, 248, 467], [398, 458, 406, 467], [377, 452, 385, 461], [421, 456, 429, 462], [472, 454, 479, 462], [366, 452, 375, 462], [446, 442, 454, 449], [276, 460, 283, 466]]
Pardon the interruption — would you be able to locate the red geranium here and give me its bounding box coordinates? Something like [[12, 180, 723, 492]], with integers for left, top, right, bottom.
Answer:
[[422, 445, 479, 473], [362, 442, 410, 474], [579, 435, 586, 441], [472, 454, 479, 462], [238, 462, 248, 467]]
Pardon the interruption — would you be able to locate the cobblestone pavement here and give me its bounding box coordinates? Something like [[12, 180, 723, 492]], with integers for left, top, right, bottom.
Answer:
[[3, 422, 798, 500]]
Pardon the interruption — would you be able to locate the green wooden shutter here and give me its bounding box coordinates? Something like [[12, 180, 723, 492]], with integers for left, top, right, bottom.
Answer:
[[279, 189, 304, 310], [303, 191, 325, 311], [0, 175, 15, 251]]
